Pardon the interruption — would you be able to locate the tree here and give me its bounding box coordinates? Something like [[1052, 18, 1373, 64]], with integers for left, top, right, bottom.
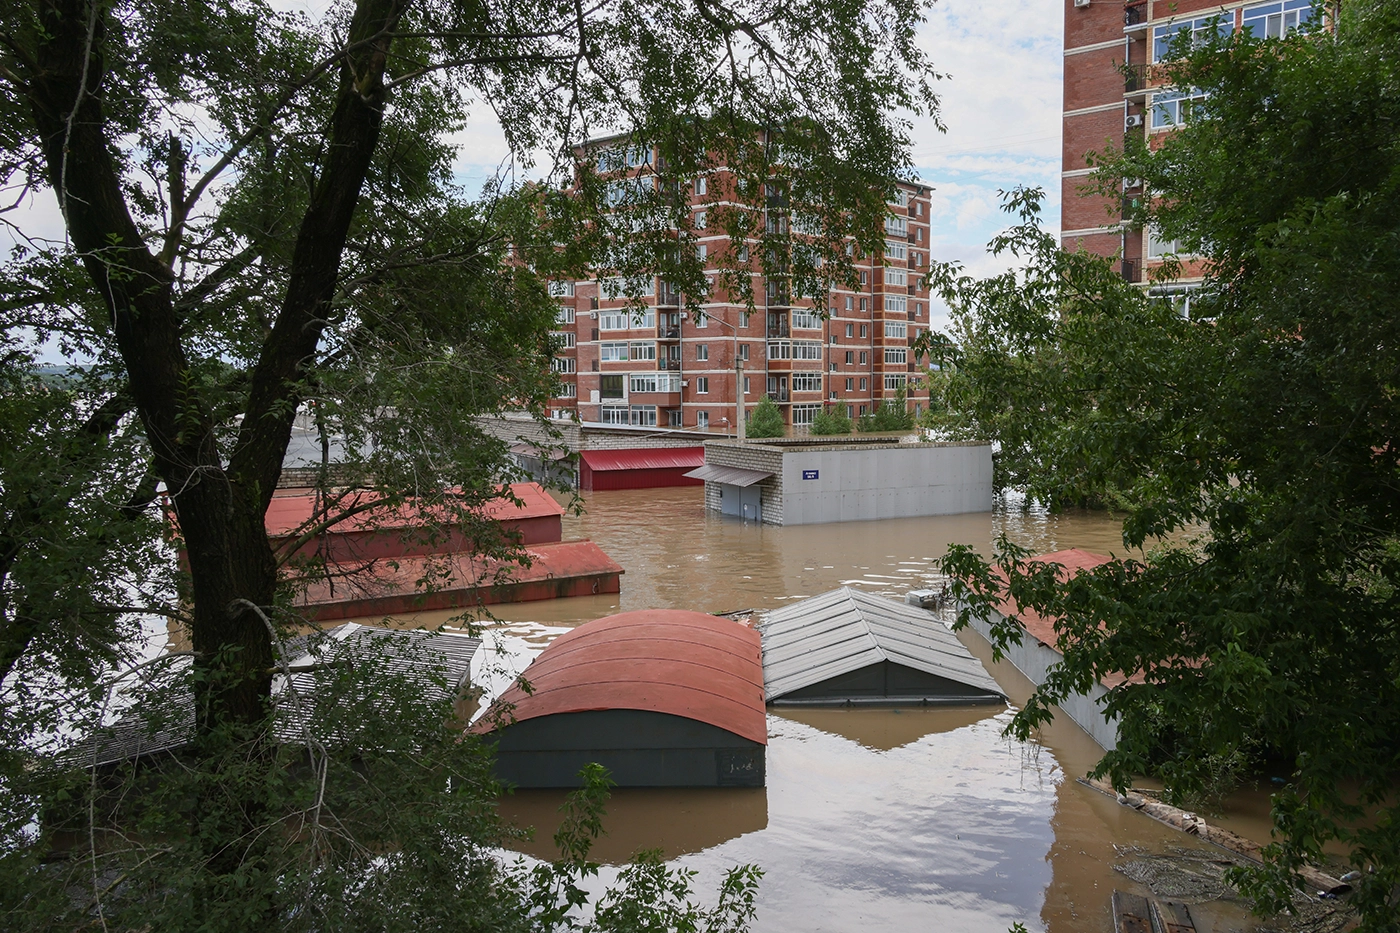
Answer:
[[924, 4, 1400, 926], [0, 0, 939, 922], [810, 404, 851, 435], [745, 395, 786, 438], [855, 387, 914, 432]]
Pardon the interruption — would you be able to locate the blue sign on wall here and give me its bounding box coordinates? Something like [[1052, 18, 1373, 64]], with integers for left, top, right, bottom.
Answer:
[[802, 469, 819, 480]]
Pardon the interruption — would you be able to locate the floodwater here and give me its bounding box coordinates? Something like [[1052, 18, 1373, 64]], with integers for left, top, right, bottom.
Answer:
[[354, 488, 1271, 933]]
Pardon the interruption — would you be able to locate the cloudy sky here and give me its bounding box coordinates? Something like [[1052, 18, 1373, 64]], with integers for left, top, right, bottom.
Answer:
[[9, 0, 1063, 336]]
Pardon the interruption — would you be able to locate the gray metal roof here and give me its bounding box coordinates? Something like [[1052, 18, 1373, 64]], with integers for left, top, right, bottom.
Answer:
[[76, 624, 480, 767], [683, 464, 772, 486], [759, 588, 1004, 702]]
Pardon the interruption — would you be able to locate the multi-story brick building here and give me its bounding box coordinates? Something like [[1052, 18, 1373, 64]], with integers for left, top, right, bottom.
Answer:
[[1062, 0, 1317, 284], [545, 140, 936, 432]]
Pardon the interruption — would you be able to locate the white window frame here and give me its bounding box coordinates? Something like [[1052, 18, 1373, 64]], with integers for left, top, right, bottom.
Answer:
[[696, 376, 709, 394], [600, 341, 629, 362], [884, 374, 908, 391], [884, 321, 907, 339], [791, 372, 822, 392], [791, 310, 821, 330], [885, 347, 907, 365]]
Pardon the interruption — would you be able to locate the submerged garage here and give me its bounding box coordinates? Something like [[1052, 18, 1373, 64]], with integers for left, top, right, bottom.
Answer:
[[760, 587, 1005, 706], [472, 610, 767, 788]]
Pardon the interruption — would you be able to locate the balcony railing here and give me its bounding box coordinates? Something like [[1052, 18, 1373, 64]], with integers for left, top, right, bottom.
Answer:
[[1121, 259, 1139, 283], [659, 358, 681, 371], [767, 323, 790, 338], [657, 289, 681, 307], [1125, 3, 1148, 30], [660, 326, 681, 339], [772, 390, 790, 402], [1124, 64, 1149, 94]]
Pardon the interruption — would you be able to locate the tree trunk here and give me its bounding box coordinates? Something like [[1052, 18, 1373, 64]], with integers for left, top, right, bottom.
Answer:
[[23, 0, 407, 733]]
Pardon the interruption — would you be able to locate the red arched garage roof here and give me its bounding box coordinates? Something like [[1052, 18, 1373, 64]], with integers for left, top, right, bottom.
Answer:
[[474, 610, 767, 745]]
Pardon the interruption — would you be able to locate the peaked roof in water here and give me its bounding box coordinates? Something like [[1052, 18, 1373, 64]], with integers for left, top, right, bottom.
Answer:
[[759, 587, 1004, 702], [472, 610, 767, 745]]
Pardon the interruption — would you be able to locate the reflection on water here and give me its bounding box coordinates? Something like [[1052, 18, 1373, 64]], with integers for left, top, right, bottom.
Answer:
[[345, 486, 1264, 933]]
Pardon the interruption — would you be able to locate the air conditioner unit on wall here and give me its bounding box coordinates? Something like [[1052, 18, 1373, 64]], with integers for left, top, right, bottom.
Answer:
[[1125, 113, 1145, 128], [1074, 0, 1090, 7], [1123, 177, 1144, 191]]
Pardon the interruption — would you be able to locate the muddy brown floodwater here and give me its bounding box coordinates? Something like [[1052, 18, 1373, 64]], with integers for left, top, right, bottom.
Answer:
[[351, 488, 1278, 933]]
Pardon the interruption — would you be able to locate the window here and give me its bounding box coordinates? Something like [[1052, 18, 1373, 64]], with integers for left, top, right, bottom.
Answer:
[[552, 357, 576, 374], [860, 271, 868, 286], [916, 302, 924, 316], [600, 404, 629, 424], [915, 253, 923, 267], [859, 351, 868, 364], [560, 383, 577, 398], [630, 405, 657, 427], [697, 344, 709, 361], [829, 362, 837, 372], [859, 298, 868, 312], [889, 188, 909, 207], [600, 374, 625, 398], [792, 310, 821, 330], [548, 280, 576, 298], [884, 215, 908, 237], [860, 324, 868, 338], [829, 333, 838, 345], [768, 340, 789, 360], [885, 296, 908, 315], [694, 176, 708, 196], [1147, 226, 1184, 258], [860, 378, 868, 390], [885, 348, 907, 365], [792, 372, 822, 392], [845, 323, 854, 338], [630, 372, 680, 393], [739, 311, 751, 327], [1153, 14, 1232, 62], [847, 405, 855, 418], [696, 312, 707, 329], [601, 341, 633, 361], [599, 310, 629, 330], [845, 378, 854, 391], [845, 296, 854, 311], [697, 411, 709, 428], [628, 342, 657, 361], [552, 331, 576, 348], [695, 210, 707, 229], [792, 404, 820, 426], [845, 350, 854, 364], [604, 176, 650, 207], [739, 344, 749, 361], [884, 374, 907, 391], [601, 275, 655, 298], [743, 376, 751, 394], [884, 321, 907, 339], [791, 340, 823, 360], [697, 243, 707, 261], [1243, 0, 1316, 38], [696, 376, 709, 394], [885, 240, 907, 261], [556, 306, 576, 326], [885, 268, 907, 287], [1151, 88, 1210, 128]]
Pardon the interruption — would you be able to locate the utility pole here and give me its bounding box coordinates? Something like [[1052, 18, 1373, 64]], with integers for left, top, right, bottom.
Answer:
[[736, 359, 746, 442]]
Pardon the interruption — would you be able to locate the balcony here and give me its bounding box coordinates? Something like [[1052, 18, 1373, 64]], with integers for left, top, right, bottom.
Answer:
[[1124, 64, 1149, 97], [907, 284, 917, 296], [907, 310, 916, 321], [767, 323, 790, 338], [1125, 3, 1148, 31], [1121, 259, 1139, 283], [657, 288, 681, 307], [771, 390, 790, 402], [659, 358, 681, 371], [659, 326, 681, 339]]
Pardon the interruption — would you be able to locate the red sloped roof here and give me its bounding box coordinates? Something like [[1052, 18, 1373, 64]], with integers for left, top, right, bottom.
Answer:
[[473, 610, 767, 745], [264, 482, 562, 538], [579, 447, 705, 472]]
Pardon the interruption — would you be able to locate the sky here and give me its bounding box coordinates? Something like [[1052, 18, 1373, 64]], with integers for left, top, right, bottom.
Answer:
[[8, 0, 1064, 338]]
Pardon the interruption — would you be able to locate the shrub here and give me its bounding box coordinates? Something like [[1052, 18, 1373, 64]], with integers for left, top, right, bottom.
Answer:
[[745, 395, 785, 438], [856, 388, 915, 432], [810, 405, 852, 435]]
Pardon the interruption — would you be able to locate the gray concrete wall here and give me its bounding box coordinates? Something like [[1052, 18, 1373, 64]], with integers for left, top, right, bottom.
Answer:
[[963, 609, 1120, 751], [701, 442, 785, 524], [776, 442, 992, 525]]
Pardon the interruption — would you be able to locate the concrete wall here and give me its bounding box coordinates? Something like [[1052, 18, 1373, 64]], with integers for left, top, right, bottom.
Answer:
[[700, 439, 991, 526], [963, 608, 1120, 751]]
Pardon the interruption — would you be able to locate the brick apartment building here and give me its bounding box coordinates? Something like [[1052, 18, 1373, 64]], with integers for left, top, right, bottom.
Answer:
[[1062, 0, 1317, 285], [544, 141, 936, 432]]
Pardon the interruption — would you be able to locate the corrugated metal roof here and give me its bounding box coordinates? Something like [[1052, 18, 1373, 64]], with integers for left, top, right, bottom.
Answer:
[[683, 464, 772, 486], [77, 625, 480, 767], [759, 588, 1004, 702], [579, 447, 704, 472], [472, 610, 767, 745]]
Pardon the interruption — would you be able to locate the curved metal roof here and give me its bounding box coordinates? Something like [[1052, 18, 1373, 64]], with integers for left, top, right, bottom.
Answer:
[[475, 610, 767, 745], [759, 587, 1004, 702]]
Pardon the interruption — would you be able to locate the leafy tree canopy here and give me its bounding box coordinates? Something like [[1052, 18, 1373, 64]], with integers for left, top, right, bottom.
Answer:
[[810, 404, 851, 435], [921, 4, 1400, 926]]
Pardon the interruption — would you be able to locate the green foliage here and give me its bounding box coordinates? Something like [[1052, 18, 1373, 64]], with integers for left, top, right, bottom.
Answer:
[[810, 405, 852, 436], [931, 6, 1400, 926], [746, 396, 786, 438], [855, 388, 915, 432]]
